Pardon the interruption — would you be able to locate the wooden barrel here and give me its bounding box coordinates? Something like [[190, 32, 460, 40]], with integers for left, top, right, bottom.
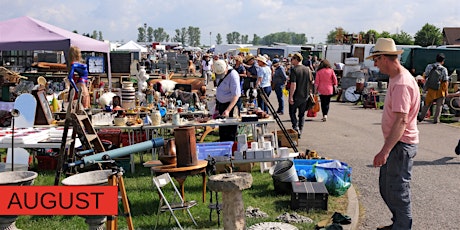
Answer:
[[174, 126, 197, 167]]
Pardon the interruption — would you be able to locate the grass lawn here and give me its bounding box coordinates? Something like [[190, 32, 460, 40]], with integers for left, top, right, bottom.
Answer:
[[5, 152, 348, 230]]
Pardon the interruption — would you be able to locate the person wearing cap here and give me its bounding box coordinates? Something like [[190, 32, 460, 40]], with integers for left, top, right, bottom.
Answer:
[[201, 53, 213, 86], [263, 54, 272, 67], [417, 53, 449, 124], [367, 38, 420, 230], [255, 55, 272, 113], [243, 54, 258, 93], [288, 52, 313, 138], [214, 59, 241, 141], [272, 58, 288, 115]]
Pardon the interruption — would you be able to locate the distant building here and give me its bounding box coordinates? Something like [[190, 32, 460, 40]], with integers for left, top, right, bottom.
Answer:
[[443, 27, 460, 45]]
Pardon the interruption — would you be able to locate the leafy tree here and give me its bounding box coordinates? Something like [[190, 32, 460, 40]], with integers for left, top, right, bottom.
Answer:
[[216, 33, 222, 45], [380, 31, 391, 39], [153, 27, 169, 42], [187, 26, 201, 47], [391, 30, 414, 45], [241, 35, 249, 44], [98, 31, 103, 41], [147, 27, 154, 42], [414, 23, 442, 47], [291, 33, 307, 44], [173, 27, 187, 45], [72, 30, 78, 34], [364, 30, 379, 44], [137, 27, 146, 42], [252, 34, 261, 45], [91, 30, 98, 39], [226, 32, 241, 44]]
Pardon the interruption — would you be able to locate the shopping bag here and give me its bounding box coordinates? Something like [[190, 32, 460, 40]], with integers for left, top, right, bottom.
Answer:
[[307, 109, 317, 117], [313, 160, 352, 196], [312, 94, 320, 113]]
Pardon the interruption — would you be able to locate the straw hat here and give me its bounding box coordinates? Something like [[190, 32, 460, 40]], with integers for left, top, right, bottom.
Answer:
[[213, 60, 227, 75], [233, 55, 243, 63], [366, 38, 403, 60], [245, 54, 255, 63], [256, 55, 268, 65], [37, 76, 47, 86]]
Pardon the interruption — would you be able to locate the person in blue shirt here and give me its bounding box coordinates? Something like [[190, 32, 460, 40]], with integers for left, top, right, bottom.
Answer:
[[272, 58, 288, 115], [255, 55, 272, 113], [215, 60, 241, 141], [68, 46, 90, 108]]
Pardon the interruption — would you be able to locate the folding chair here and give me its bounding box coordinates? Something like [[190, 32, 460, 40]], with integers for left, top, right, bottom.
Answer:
[[152, 173, 198, 230]]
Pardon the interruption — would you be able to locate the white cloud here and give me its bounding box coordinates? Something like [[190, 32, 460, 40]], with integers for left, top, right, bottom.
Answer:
[[1, 0, 459, 44]]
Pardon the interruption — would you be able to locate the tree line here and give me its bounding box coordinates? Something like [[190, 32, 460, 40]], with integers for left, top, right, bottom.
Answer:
[[326, 23, 443, 47], [74, 22, 445, 48]]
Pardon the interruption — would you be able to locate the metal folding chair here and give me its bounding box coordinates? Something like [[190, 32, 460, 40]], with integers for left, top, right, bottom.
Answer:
[[152, 173, 198, 230]]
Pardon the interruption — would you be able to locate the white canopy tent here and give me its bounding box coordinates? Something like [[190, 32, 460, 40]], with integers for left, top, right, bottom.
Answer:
[[116, 40, 147, 53]]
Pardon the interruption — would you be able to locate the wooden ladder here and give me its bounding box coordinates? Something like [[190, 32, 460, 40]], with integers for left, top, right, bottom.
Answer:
[[54, 88, 105, 185]]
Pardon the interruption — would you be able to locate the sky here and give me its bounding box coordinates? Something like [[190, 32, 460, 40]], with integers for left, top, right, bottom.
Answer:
[[1, 0, 460, 46]]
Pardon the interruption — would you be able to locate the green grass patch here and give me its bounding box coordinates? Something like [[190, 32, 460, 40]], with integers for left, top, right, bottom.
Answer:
[[8, 153, 347, 230]]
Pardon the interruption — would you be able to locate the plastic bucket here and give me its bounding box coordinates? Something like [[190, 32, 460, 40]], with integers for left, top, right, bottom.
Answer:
[[269, 160, 299, 195], [270, 160, 299, 182]]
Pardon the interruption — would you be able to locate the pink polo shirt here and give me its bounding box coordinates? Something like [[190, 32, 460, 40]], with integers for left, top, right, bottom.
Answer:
[[381, 68, 420, 144]]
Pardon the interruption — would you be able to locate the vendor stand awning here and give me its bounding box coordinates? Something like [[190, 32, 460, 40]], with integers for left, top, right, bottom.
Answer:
[[0, 16, 112, 89]]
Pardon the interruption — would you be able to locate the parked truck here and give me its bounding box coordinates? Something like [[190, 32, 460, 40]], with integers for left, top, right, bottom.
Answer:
[[400, 47, 460, 76]]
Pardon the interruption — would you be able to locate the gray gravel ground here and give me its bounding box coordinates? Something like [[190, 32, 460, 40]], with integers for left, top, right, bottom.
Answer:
[[268, 97, 460, 230]]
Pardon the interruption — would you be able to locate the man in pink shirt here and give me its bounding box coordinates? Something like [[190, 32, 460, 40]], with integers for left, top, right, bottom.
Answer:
[[366, 38, 420, 230]]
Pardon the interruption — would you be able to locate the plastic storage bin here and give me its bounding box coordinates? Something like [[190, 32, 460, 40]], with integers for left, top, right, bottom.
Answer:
[[196, 141, 234, 161], [293, 159, 335, 181]]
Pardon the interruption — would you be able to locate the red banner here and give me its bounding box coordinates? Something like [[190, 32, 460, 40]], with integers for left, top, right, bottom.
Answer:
[[0, 186, 118, 215]]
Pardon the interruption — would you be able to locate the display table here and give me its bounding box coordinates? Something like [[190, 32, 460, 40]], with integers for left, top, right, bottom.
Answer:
[[149, 160, 208, 202]]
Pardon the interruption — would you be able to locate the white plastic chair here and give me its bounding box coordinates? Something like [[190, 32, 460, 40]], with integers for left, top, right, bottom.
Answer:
[[6, 148, 30, 165], [152, 173, 198, 230]]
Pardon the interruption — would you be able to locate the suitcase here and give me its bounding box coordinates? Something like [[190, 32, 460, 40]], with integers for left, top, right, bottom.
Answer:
[[291, 181, 328, 211]]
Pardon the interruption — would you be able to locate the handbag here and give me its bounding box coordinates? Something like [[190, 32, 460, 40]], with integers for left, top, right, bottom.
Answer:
[[333, 85, 339, 96], [312, 94, 320, 113], [307, 108, 317, 117], [306, 93, 316, 110]]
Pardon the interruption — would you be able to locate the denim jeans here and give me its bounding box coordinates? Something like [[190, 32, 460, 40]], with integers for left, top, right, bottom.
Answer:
[[274, 83, 285, 113], [257, 86, 272, 113], [288, 100, 307, 132], [379, 141, 417, 230]]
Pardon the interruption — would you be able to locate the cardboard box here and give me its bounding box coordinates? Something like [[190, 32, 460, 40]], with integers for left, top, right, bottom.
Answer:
[[291, 182, 328, 211], [276, 129, 298, 147]]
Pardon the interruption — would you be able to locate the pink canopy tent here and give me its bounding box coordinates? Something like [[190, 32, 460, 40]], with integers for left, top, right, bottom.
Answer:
[[0, 16, 112, 87]]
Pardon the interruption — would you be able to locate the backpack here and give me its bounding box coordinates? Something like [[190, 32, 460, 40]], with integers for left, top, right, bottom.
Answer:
[[424, 64, 442, 90]]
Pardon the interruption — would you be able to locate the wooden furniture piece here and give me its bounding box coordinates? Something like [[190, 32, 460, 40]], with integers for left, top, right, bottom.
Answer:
[[150, 160, 208, 202]]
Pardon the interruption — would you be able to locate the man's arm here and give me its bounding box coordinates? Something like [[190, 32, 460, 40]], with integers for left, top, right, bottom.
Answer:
[[289, 82, 297, 105], [373, 112, 407, 167]]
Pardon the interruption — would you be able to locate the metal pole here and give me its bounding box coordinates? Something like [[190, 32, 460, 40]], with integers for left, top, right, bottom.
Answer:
[[11, 117, 14, 171]]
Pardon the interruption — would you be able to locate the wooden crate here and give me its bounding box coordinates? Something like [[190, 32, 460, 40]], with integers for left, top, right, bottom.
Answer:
[[275, 129, 298, 147]]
